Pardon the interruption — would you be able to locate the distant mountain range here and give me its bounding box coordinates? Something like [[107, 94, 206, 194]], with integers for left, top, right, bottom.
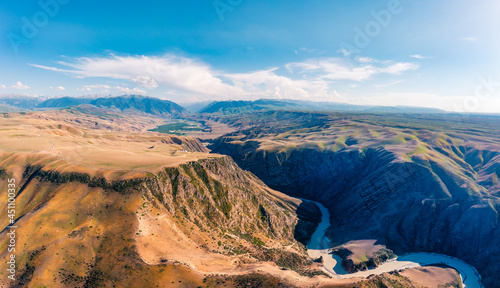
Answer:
[[199, 99, 446, 114], [27, 95, 187, 116], [37, 96, 94, 108], [199, 99, 302, 114], [0, 95, 451, 116], [182, 100, 216, 113], [88, 95, 186, 115], [0, 95, 45, 110]]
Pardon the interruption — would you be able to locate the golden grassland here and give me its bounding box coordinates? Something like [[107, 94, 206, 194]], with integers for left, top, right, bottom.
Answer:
[[0, 170, 205, 287], [0, 110, 466, 287], [0, 111, 221, 176], [214, 112, 500, 198], [210, 111, 500, 158]]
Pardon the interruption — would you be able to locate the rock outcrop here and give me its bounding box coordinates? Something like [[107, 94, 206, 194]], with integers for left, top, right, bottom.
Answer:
[[0, 154, 311, 287], [209, 112, 500, 287], [143, 156, 301, 244]]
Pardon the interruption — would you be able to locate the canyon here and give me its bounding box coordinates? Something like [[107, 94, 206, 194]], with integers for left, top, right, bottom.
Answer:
[[305, 199, 482, 287], [208, 111, 500, 287], [0, 103, 494, 287]]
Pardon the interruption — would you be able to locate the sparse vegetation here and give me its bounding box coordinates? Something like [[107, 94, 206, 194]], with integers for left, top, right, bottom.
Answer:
[[257, 249, 312, 271], [2, 107, 488, 288], [150, 121, 204, 135], [12, 247, 46, 288], [204, 273, 295, 288], [22, 164, 144, 194]]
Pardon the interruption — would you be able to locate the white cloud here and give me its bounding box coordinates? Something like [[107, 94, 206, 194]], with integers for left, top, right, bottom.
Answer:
[[410, 54, 429, 59], [460, 37, 477, 43], [31, 54, 233, 96], [49, 86, 66, 91], [115, 86, 147, 95], [222, 68, 321, 100], [132, 75, 158, 89], [11, 81, 30, 90], [379, 62, 419, 75], [357, 57, 375, 63], [296, 47, 327, 55], [0, 85, 6, 89], [343, 92, 500, 113], [33, 54, 419, 102], [375, 80, 402, 88], [77, 84, 111, 91], [285, 58, 418, 82], [348, 92, 455, 109], [338, 48, 352, 57]]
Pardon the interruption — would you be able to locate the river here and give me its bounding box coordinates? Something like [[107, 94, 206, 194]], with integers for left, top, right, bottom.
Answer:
[[304, 200, 483, 288]]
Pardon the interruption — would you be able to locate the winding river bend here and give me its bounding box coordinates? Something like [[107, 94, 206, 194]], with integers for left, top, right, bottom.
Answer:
[[304, 200, 483, 288]]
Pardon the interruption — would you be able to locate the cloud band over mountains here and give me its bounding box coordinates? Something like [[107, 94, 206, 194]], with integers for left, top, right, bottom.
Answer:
[[32, 54, 419, 101]]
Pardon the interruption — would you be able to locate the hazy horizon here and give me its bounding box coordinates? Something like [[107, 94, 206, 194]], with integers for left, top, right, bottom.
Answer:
[[1, 1, 499, 112]]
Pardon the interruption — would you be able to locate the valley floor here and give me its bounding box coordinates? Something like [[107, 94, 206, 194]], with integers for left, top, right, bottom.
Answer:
[[305, 200, 483, 288]]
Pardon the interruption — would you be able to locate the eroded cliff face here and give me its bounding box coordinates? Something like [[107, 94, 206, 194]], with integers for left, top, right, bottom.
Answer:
[[159, 135, 209, 153], [210, 131, 500, 287], [142, 156, 305, 250], [0, 153, 317, 287]]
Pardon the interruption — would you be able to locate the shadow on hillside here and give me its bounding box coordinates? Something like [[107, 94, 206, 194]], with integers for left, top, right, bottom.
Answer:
[[293, 200, 322, 245]]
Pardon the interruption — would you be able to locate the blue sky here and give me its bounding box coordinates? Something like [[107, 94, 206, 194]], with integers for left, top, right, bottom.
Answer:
[[1, 0, 499, 112]]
